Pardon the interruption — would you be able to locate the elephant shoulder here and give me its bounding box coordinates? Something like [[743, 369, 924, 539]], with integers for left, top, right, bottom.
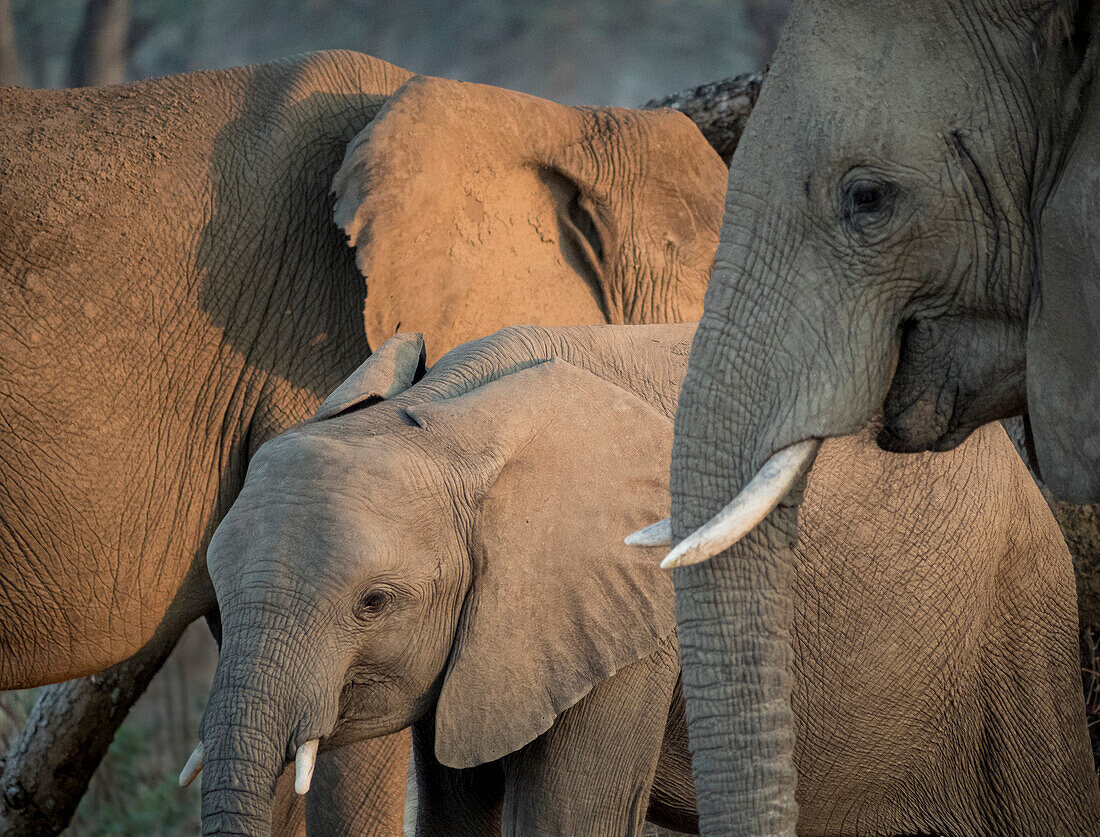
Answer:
[[809, 424, 1021, 543], [958, 422, 1055, 514], [967, 422, 1076, 560]]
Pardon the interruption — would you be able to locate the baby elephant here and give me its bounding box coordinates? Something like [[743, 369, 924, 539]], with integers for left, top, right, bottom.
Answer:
[[192, 325, 1099, 836]]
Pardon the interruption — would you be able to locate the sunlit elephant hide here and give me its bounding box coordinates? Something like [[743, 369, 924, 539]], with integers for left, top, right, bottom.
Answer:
[[0, 49, 726, 834]]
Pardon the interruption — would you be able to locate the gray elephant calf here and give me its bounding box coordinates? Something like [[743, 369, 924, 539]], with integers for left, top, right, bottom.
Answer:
[[192, 324, 1098, 836]]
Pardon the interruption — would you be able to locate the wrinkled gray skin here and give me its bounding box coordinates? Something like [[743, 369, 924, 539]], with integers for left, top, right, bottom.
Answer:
[[670, 2, 1100, 832], [0, 49, 724, 834], [202, 324, 1097, 836], [0, 49, 722, 690]]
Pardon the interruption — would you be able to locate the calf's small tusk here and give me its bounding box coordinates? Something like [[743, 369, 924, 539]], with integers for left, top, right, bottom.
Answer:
[[626, 518, 672, 547], [179, 741, 203, 788], [295, 739, 319, 795], [661, 438, 821, 570]]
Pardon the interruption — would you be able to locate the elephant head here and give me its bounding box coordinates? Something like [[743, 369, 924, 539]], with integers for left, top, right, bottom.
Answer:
[[190, 334, 675, 836], [332, 74, 728, 362], [650, 2, 1100, 834]]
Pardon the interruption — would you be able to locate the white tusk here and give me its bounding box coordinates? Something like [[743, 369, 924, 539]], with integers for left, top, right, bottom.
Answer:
[[625, 518, 672, 547], [661, 439, 821, 570], [295, 739, 319, 795], [179, 741, 203, 788]]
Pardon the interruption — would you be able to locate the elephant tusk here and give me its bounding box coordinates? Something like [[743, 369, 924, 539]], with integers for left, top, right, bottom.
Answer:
[[626, 518, 672, 547], [661, 438, 821, 570], [178, 741, 203, 788], [295, 739, 319, 795]]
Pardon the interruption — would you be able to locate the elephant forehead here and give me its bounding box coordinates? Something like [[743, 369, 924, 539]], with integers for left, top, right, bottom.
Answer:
[[212, 480, 457, 600], [766, 2, 984, 166], [249, 428, 436, 491], [230, 433, 452, 544]]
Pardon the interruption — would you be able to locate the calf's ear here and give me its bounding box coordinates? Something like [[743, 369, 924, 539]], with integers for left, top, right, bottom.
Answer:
[[1028, 15, 1100, 503], [314, 332, 425, 421], [405, 359, 675, 769]]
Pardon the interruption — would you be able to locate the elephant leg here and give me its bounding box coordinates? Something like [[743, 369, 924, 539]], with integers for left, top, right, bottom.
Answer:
[[500, 634, 680, 837], [302, 731, 412, 837], [0, 562, 212, 837], [0, 622, 191, 834], [408, 718, 502, 837]]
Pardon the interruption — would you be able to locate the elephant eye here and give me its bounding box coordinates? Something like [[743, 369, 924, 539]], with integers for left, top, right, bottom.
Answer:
[[356, 589, 391, 620], [839, 174, 899, 236]]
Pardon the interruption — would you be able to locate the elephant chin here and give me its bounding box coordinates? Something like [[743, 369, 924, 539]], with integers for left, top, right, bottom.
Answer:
[[879, 316, 1028, 455], [877, 391, 952, 453], [878, 362, 1025, 455], [878, 414, 980, 455]]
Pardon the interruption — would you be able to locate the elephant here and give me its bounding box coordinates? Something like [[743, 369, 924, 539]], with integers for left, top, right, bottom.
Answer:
[[193, 324, 1098, 836], [0, 50, 726, 832], [650, 2, 1100, 832]]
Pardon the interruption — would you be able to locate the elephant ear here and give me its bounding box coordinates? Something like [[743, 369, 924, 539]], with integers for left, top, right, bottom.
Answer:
[[1029, 36, 1100, 503], [404, 359, 675, 769], [331, 74, 612, 359], [314, 333, 426, 421], [331, 73, 723, 358]]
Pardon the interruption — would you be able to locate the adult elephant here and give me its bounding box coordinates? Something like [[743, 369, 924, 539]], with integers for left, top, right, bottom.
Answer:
[[652, 1, 1100, 835], [0, 49, 726, 833]]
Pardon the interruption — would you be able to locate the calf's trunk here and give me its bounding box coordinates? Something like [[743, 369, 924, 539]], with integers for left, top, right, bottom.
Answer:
[[197, 621, 338, 837]]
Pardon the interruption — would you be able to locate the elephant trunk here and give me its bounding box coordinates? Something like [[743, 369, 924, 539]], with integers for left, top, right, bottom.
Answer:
[[670, 363, 807, 835], [198, 706, 284, 836], [197, 617, 340, 837], [668, 291, 850, 831], [669, 164, 895, 831]]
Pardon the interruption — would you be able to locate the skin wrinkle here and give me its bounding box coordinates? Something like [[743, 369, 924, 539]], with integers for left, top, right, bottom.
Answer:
[[0, 43, 725, 698], [670, 3, 1100, 828]]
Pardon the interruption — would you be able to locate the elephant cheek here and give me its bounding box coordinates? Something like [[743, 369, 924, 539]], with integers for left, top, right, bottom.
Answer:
[[325, 677, 423, 746]]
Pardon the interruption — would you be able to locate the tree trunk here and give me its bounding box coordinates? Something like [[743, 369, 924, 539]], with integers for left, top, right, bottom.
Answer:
[[0, 626, 179, 836], [0, 0, 23, 87], [0, 697, 26, 759], [67, 0, 130, 87], [644, 71, 764, 166]]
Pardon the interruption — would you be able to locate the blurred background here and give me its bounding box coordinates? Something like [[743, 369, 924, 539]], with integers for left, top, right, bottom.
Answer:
[[0, 0, 789, 104], [0, 1, 790, 833]]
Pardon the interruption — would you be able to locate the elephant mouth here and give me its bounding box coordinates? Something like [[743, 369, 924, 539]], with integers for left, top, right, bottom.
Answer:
[[319, 719, 375, 750], [879, 314, 1027, 454], [877, 377, 956, 453], [878, 412, 976, 454], [328, 681, 426, 747], [877, 367, 1009, 454]]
